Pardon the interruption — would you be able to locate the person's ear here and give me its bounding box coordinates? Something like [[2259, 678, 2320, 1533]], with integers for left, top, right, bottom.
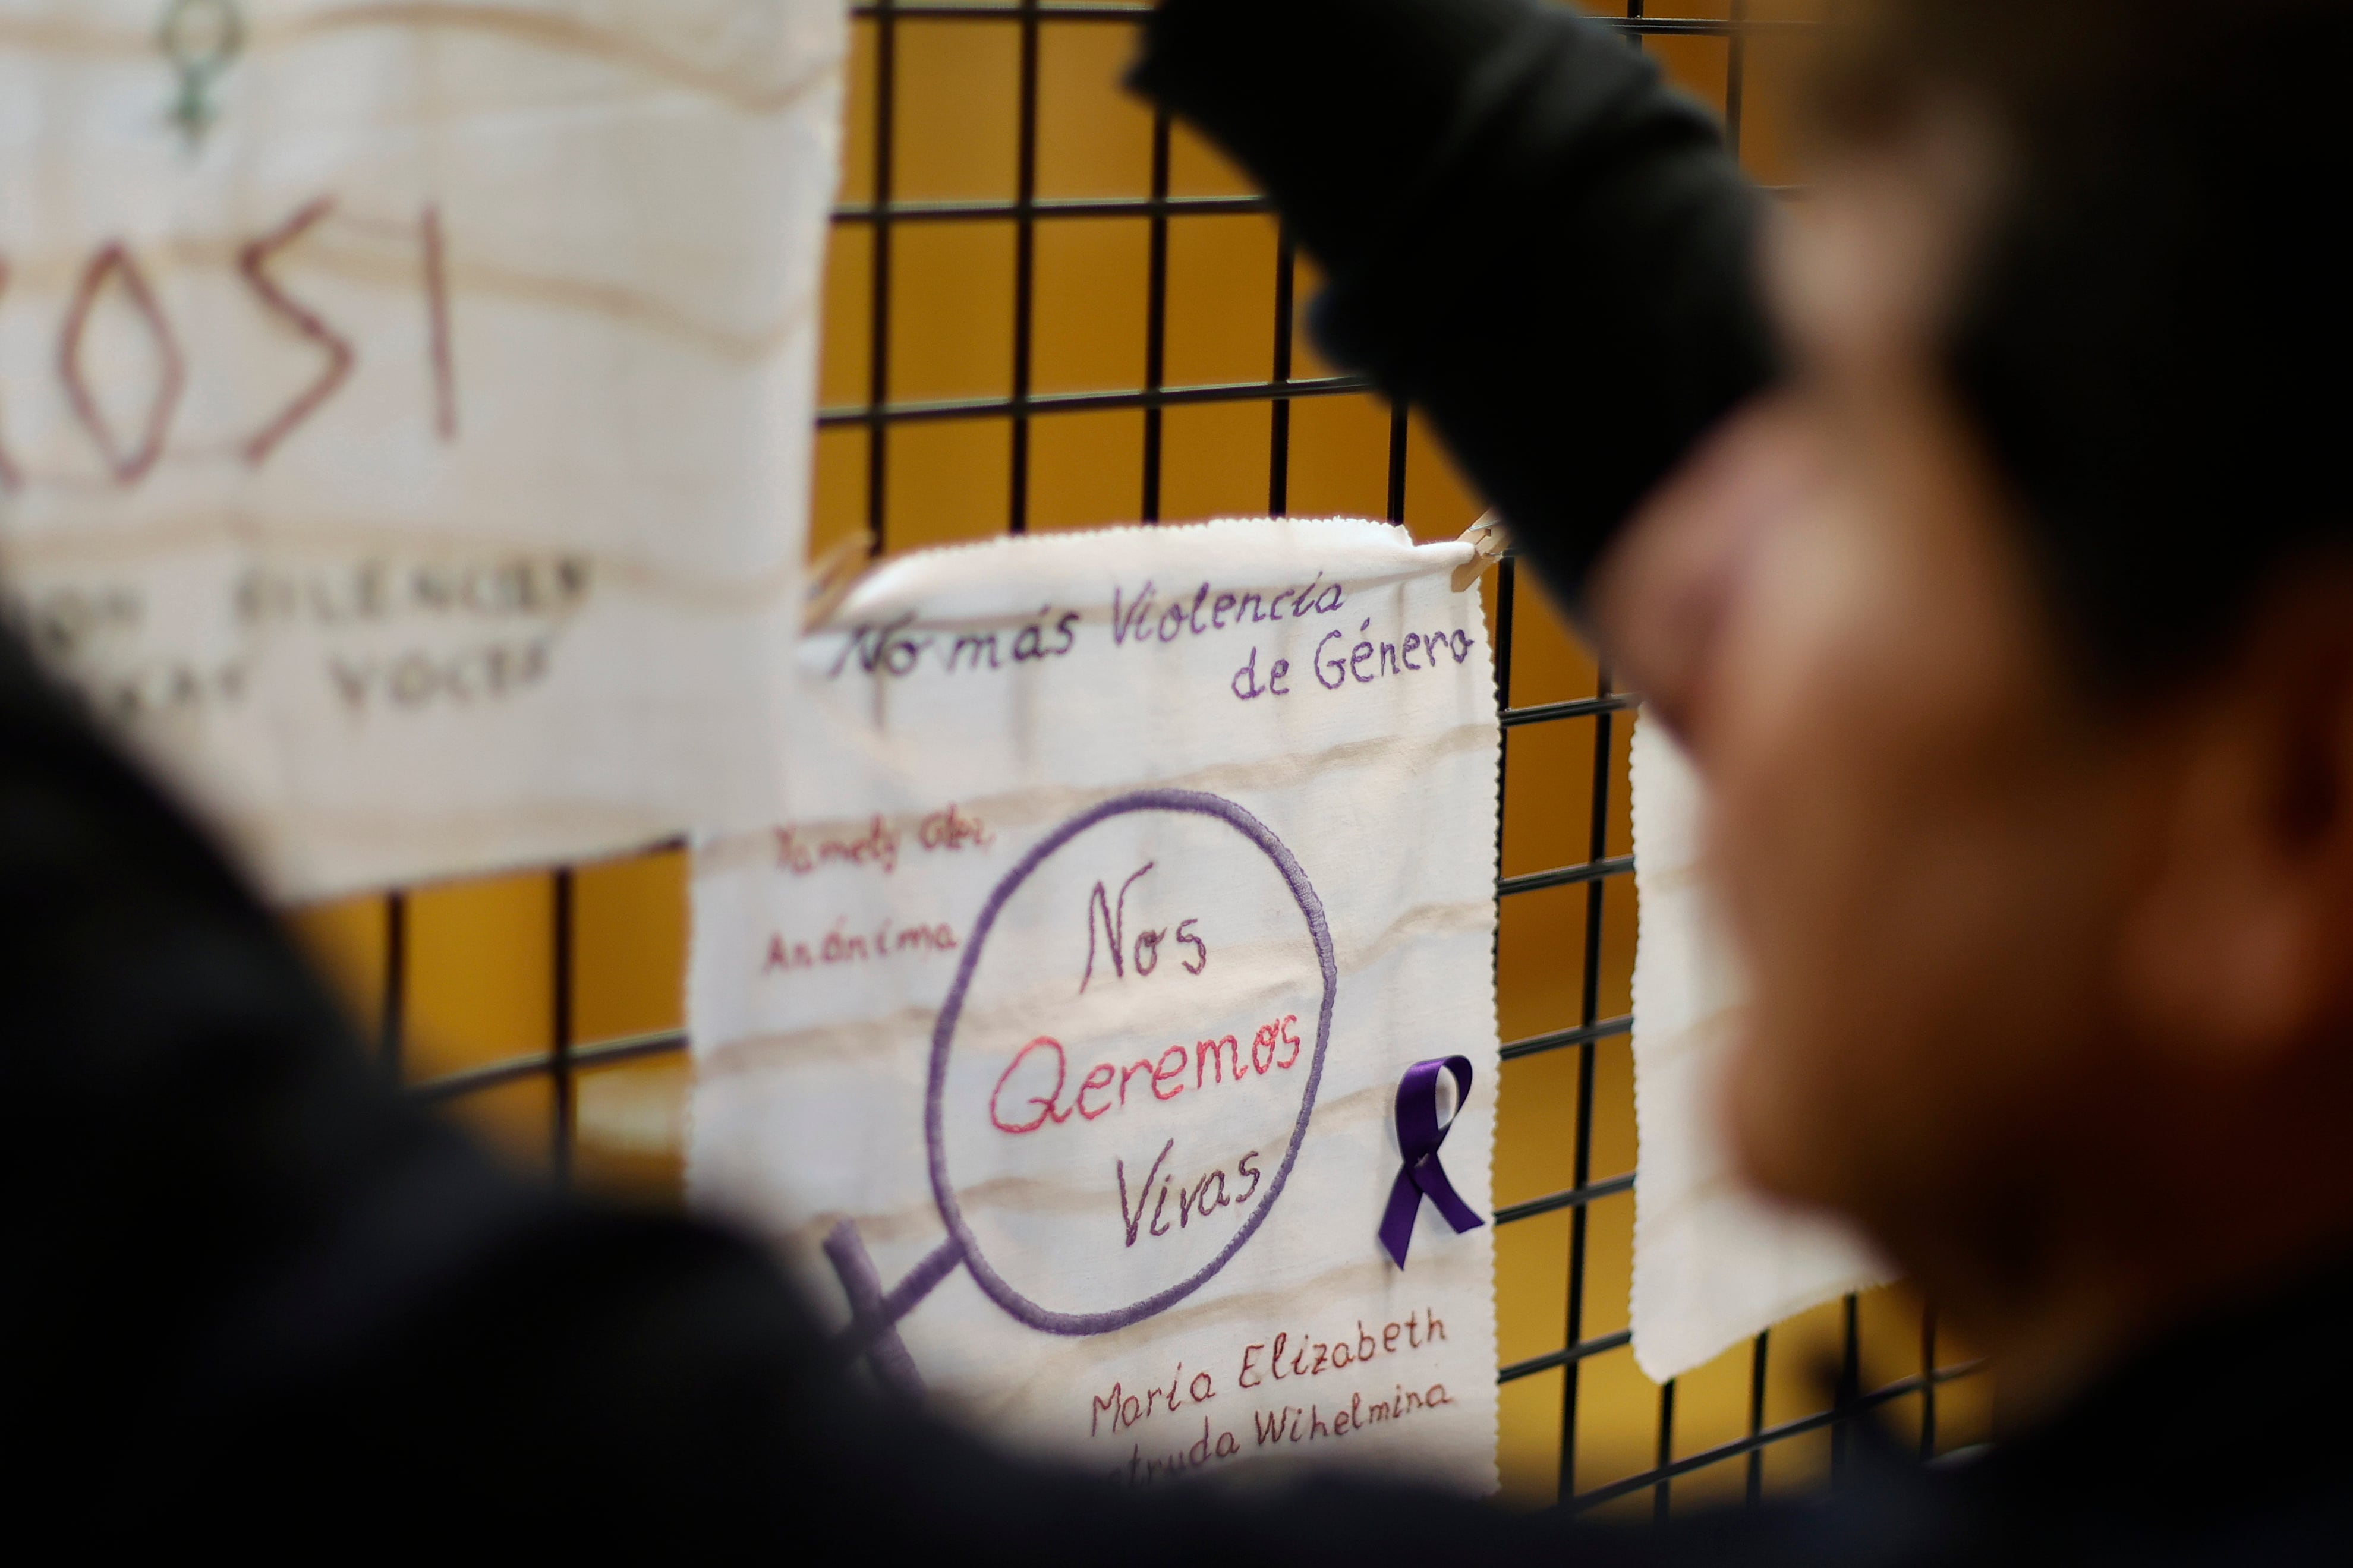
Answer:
[[2116, 563, 2353, 1067]]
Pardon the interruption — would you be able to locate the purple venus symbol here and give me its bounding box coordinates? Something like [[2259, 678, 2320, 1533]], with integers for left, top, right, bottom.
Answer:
[[824, 788, 1337, 1397]]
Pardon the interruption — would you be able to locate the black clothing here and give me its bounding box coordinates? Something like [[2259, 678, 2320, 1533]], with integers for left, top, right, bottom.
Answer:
[[14, 614, 2353, 1557], [0, 629, 1586, 1555], [1131, 0, 1776, 611], [14, 0, 2353, 1557]]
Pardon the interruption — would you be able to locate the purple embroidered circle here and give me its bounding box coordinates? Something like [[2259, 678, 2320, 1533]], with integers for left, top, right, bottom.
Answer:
[[925, 788, 1337, 1337]]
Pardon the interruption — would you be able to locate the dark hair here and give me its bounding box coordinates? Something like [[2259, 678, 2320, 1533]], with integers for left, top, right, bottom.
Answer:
[[1818, 1, 2353, 690]]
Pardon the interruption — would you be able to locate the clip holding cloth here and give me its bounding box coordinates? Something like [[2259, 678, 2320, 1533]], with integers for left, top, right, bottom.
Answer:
[[1451, 512, 1509, 593], [806, 529, 878, 631]]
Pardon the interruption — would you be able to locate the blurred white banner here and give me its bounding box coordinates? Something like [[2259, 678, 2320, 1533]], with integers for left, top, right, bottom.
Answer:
[[0, 1, 842, 898], [1629, 712, 1891, 1382]]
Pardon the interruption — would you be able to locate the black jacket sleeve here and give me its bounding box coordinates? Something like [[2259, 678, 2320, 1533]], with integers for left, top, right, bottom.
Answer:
[[1130, 0, 1777, 611]]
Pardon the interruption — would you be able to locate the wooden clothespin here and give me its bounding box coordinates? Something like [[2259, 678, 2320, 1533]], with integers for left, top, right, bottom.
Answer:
[[805, 530, 876, 632], [1451, 512, 1509, 592]]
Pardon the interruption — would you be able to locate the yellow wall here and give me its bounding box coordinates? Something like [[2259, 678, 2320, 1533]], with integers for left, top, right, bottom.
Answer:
[[286, 0, 1987, 1513]]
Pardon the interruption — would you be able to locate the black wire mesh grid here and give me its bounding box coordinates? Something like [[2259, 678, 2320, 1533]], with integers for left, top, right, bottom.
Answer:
[[392, 0, 1987, 1515]]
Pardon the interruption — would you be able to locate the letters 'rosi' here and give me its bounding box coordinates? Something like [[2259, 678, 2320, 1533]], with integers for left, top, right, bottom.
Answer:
[[0, 196, 456, 491]]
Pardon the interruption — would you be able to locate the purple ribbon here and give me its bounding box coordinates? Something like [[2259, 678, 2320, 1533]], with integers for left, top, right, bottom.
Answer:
[[1378, 1055, 1485, 1268]]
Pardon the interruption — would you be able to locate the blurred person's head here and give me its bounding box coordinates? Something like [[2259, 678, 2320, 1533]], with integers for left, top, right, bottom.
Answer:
[[1593, 0, 2353, 1403]]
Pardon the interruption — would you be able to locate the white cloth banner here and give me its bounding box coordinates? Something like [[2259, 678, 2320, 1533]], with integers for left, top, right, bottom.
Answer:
[[1628, 712, 1890, 1382], [689, 518, 1503, 1493], [0, 0, 842, 900]]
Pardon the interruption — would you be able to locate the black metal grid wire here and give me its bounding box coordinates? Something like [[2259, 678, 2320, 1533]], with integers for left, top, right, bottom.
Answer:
[[392, 0, 1986, 1513]]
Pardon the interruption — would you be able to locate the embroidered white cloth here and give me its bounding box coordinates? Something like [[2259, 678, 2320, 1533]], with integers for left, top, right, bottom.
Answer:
[[689, 518, 1503, 1492], [1628, 712, 1891, 1382], [0, 0, 841, 899]]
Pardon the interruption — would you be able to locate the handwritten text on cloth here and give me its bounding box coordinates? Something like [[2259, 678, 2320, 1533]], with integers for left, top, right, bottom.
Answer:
[[0, 0, 843, 897], [689, 519, 1505, 1491]]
